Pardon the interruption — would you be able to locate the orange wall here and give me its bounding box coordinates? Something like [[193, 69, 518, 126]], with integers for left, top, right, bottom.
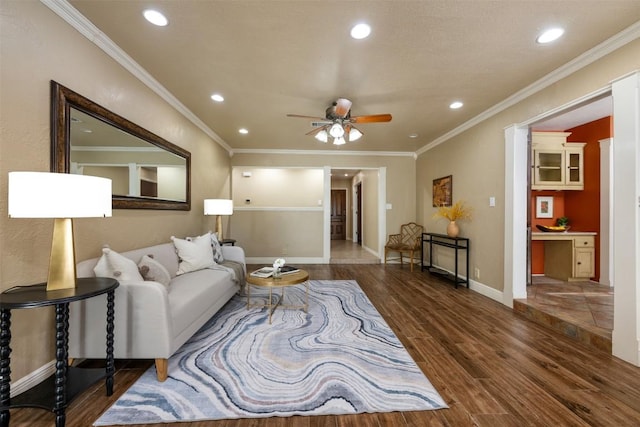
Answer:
[[531, 116, 612, 280]]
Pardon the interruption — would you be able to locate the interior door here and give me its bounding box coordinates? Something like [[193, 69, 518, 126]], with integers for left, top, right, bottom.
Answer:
[[330, 190, 346, 240]]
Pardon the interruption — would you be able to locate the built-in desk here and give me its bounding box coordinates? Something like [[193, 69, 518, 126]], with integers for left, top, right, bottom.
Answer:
[[532, 231, 597, 281]]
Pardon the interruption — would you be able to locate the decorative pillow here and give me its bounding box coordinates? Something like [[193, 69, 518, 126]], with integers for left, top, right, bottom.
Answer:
[[210, 232, 224, 263], [171, 233, 215, 275], [93, 248, 144, 282], [138, 254, 172, 287]]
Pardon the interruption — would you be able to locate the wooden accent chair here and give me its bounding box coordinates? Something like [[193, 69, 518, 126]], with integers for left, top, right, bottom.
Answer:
[[384, 222, 424, 272]]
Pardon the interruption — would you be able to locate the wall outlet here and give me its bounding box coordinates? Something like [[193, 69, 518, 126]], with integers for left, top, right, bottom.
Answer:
[[474, 267, 480, 279]]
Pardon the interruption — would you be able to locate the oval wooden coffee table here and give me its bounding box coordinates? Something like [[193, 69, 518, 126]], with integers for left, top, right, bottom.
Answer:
[[246, 269, 309, 324]]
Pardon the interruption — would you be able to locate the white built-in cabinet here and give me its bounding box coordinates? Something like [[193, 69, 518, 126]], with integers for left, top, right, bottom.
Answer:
[[532, 131, 585, 190], [532, 233, 596, 281]]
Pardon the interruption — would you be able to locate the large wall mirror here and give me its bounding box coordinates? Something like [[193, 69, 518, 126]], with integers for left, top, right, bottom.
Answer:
[[51, 81, 191, 210]]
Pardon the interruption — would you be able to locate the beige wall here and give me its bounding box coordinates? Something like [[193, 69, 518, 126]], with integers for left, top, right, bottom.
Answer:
[[0, 1, 230, 380], [231, 153, 417, 256], [417, 39, 640, 293], [230, 168, 324, 258]]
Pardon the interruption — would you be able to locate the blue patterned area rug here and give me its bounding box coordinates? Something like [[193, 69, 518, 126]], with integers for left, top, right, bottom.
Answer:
[[94, 280, 447, 425]]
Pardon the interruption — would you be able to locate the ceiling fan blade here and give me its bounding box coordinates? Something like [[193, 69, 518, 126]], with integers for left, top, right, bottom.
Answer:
[[287, 114, 327, 120], [350, 113, 392, 124], [305, 125, 329, 136], [334, 98, 352, 118]]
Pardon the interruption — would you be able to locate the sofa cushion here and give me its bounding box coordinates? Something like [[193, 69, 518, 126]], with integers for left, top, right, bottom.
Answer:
[[94, 248, 144, 281], [167, 268, 235, 335], [138, 254, 172, 287], [171, 233, 215, 275]]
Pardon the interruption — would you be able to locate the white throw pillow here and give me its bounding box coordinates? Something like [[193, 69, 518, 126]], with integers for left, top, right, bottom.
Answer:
[[210, 232, 224, 263], [93, 248, 144, 282], [138, 254, 172, 287], [171, 233, 215, 275]]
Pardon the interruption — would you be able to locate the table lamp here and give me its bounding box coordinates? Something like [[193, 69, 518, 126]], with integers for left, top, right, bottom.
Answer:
[[8, 172, 112, 291], [203, 199, 233, 240]]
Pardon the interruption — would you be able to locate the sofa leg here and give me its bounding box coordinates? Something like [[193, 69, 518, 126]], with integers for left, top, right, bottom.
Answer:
[[155, 358, 168, 382]]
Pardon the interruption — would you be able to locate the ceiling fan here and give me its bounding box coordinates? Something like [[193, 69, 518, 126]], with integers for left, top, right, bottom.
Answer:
[[287, 98, 392, 145]]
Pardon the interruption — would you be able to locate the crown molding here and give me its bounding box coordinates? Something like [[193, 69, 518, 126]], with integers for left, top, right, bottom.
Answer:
[[41, 0, 233, 154], [231, 148, 416, 158], [416, 20, 640, 156]]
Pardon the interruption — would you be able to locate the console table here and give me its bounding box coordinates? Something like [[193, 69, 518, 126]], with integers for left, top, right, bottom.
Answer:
[[0, 277, 118, 427], [421, 232, 470, 288]]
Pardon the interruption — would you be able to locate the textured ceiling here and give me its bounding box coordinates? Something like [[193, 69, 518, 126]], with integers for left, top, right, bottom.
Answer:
[[67, 1, 640, 153]]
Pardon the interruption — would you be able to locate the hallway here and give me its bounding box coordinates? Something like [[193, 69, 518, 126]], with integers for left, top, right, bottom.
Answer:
[[330, 240, 379, 264]]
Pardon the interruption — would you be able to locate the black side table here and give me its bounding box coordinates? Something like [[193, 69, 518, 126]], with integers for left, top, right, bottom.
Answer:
[[221, 238, 236, 246], [0, 277, 118, 427], [421, 232, 470, 288]]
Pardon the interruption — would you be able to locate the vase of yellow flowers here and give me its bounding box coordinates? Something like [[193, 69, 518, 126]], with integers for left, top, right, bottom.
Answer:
[[433, 200, 472, 238]]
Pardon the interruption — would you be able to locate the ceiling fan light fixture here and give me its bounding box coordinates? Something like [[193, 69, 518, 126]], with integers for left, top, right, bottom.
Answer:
[[329, 122, 345, 138], [333, 137, 346, 146], [348, 127, 362, 141], [315, 130, 329, 143]]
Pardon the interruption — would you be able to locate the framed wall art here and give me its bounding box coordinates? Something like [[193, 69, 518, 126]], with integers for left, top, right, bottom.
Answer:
[[536, 196, 554, 218], [432, 175, 452, 207]]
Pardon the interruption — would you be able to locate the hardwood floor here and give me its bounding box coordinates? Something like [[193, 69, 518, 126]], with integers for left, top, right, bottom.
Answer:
[[10, 264, 640, 426]]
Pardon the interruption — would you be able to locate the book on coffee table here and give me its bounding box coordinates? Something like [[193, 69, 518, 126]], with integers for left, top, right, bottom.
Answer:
[[250, 266, 300, 278], [250, 267, 273, 278], [279, 266, 300, 275]]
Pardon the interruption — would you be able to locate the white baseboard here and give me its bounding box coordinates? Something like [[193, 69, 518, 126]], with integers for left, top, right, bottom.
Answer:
[[10, 359, 55, 397], [469, 279, 504, 303], [247, 257, 326, 265], [428, 264, 504, 304]]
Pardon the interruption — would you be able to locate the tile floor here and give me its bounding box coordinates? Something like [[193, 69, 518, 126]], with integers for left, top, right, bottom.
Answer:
[[330, 240, 380, 264], [514, 276, 613, 352]]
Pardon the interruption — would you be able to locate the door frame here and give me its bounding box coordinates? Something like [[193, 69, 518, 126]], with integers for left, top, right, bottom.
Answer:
[[504, 71, 640, 365], [323, 166, 386, 262]]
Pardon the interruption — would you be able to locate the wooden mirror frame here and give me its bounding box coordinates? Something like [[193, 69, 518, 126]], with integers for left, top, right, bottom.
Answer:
[[50, 81, 191, 210]]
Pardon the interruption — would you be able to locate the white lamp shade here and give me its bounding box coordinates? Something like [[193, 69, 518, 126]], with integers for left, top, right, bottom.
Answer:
[[348, 127, 363, 141], [329, 122, 345, 138], [204, 199, 233, 215], [8, 172, 112, 218], [315, 129, 329, 143], [333, 136, 346, 145]]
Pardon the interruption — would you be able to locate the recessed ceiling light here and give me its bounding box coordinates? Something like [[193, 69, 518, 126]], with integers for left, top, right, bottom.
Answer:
[[408, 133, 419, 138], [238, 128, 249, 134], [536, 28, 564, 44], [449, 101, 464, 109], [350, 23, 371, 40], [143, 9, 168, 27], [210, 93, 224, 102]]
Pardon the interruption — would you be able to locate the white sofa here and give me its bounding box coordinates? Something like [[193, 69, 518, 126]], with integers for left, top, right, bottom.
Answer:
[[68, 241, 245, 381]]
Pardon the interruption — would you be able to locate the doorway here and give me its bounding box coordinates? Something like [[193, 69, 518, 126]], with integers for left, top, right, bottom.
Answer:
[[326, 167, 385, 264], [505, 72, 640, 365]]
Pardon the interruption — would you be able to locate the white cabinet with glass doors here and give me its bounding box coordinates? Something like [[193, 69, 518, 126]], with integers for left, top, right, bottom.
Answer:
[[531, 131, 585, 190]]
